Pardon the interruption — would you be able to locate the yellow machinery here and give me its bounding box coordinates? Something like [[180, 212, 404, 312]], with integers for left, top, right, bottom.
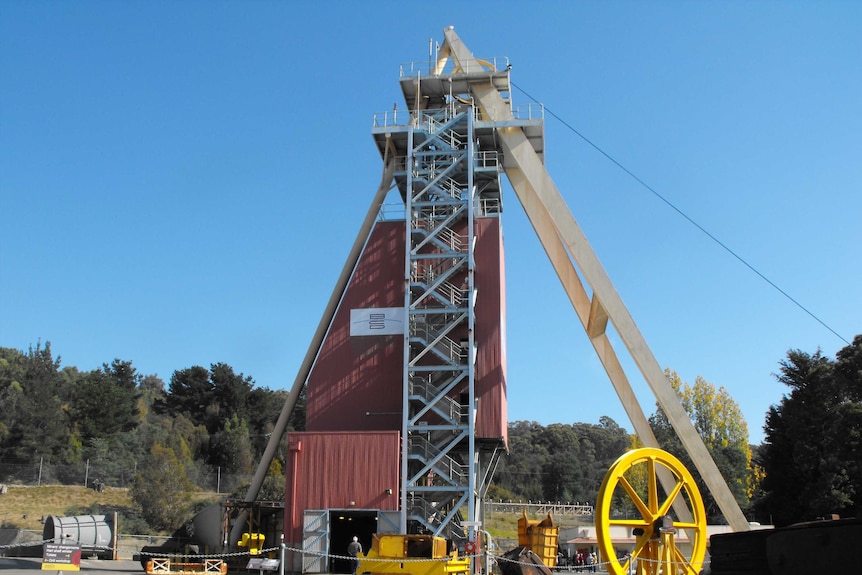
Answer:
[[357, 534, 470, 575], [595, 448, 707, 575], [237, 532, 265, 556], [517, 511, 559, 568]]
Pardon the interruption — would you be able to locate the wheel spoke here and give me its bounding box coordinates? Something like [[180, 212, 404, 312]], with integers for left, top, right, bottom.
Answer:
[[647, 457, 658, 514], [619, 475, 652, 519], [619, 556, 632, 573], [631, 536, 651, 558], [656, 475, 684, 517], [608, 518, 649, 529], [674, 521, 700, 530]]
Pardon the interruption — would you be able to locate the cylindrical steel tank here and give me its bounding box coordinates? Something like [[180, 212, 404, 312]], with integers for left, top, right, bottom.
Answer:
[[42, 515, 113, 548]]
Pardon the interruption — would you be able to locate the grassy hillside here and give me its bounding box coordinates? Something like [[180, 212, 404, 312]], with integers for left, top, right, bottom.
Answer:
[[0, 485, 135, 532], [0, 485, 220, 534], [485, 509, 592, 546], [1, 485, 587, 546]]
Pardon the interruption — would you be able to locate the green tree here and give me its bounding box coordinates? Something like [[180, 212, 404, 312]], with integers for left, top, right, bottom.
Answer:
[[164, 364, 257, 435], [0, 347, 26, 451], [495, 421, 549, 501], [834, 336, 862, 519], [257, 458, 287, 502], [130, 443, 195, 532], [574, 417, 630, 503], [649, 370, 752, 523], [70, 360, 141, 441], [209, 414, 254, 474], [210, 362, 254, 425], [163, 366, 213, 427], [541, 424, 583, 501], [757, 336, 862, 525], [495, 418, 630, 503], [1, 342, 74, 465]]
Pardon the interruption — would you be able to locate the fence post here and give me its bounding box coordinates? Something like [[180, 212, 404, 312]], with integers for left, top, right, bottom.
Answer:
[[279, 535, 285, 575]]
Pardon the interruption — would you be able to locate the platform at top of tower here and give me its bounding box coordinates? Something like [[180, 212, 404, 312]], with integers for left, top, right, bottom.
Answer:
[[397, 57, 512, 112], [369, 49, 546, 183]]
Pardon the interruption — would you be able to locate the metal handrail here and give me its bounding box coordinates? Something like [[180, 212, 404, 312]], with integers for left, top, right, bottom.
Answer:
[[512, 103, 544, 121], [399, 56, 510, 78], [408, 377, 463, 423], [413, 219, 465, 251], [407, 435, 467, 483], [373, 100, 539, 130]]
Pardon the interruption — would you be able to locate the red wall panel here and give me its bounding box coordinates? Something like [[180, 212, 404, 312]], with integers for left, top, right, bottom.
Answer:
[[305, 217, 508, 438], [306, 221, 405, 432], [474, 218, 508, 445], [284, 431, 400, 544]]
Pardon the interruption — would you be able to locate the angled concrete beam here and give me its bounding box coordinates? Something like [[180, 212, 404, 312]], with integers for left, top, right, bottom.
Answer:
[[235, 149, 398, 545], [442, 26, 749, 532]]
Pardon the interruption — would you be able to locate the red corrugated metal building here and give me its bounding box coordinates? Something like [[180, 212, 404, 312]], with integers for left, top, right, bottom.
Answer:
[[284, 216, 507, 566]]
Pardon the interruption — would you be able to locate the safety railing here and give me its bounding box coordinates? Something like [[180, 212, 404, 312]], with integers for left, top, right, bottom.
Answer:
[[410, 257, 465, 289], [411, 218, 466, 251], [407, 435, 467, 484], [399, 56, 510, 78], [512, 103, 545, 121], [475, 150, 500, 169], [374, 102, 540, 131], [408, 377, 464, 424], [409, 323, 468, 365], [371, 108, 409, 128], [411, 173, 464, 202]]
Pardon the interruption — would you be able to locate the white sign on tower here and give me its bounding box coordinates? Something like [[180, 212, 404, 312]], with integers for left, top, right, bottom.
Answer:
[[349, 307, 405, 336]]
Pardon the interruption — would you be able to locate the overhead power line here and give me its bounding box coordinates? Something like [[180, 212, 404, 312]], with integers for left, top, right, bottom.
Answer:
[[511, 81, 850, 347]]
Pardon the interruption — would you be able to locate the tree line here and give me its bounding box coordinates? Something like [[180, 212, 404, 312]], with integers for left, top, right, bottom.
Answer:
[[495, 381, 752, 527], [1, 335, 859, 531], [0, 342, 303, 530]]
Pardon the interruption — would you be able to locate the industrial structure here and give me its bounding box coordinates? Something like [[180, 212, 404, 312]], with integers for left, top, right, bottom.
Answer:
[[13, 27, 859, 575], [231, 26, 750, 573], [282, 33, 514, 573]]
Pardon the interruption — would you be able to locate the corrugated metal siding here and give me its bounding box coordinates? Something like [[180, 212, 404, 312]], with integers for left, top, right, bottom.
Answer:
[[306, 221, 405, 432], [306, 218, 507, 443], [474, 217, 508, 446], [285, 431, 400, 544]]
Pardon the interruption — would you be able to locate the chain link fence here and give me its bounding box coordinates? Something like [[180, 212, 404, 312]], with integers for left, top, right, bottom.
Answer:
[[0, 459, 251, 494]]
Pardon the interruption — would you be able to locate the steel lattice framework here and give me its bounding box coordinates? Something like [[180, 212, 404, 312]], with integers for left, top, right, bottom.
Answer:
[[370, 99, 513, 538], [244, 27, 750, 553]]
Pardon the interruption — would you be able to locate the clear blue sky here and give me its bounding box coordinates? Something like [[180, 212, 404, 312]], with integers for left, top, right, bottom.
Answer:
[[2, 2, 859, 445]]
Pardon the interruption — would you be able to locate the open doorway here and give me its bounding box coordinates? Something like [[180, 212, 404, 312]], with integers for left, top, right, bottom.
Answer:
[[329, 510, 378, 574]]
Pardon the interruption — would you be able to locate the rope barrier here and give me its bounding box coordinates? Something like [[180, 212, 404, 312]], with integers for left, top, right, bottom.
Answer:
[[2, 537, 713, 572], [0, 537, 54, 550]]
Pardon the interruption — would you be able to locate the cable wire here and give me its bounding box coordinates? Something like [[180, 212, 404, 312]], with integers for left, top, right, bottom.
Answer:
[[511, 81, 850, 347]]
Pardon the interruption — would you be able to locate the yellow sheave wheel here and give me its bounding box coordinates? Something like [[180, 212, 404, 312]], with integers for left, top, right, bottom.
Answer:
[[595, 448, 707, 575]]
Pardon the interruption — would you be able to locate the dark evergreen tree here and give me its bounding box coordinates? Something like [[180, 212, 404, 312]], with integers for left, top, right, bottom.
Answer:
[[209, 362, 254, 429], [541, 424, 583, 501], [494, 418, 630, 503], [71, 360, 141, 440], [163, 364, 258, 435], [495, 421, 549, 501], [163, 365, 214, 428], [757, 337, 862, 525], [0, 347, 26, 455], [2, 342, 73, 465], [575, 417, 630, 504], [209, 414, 254, 474]]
